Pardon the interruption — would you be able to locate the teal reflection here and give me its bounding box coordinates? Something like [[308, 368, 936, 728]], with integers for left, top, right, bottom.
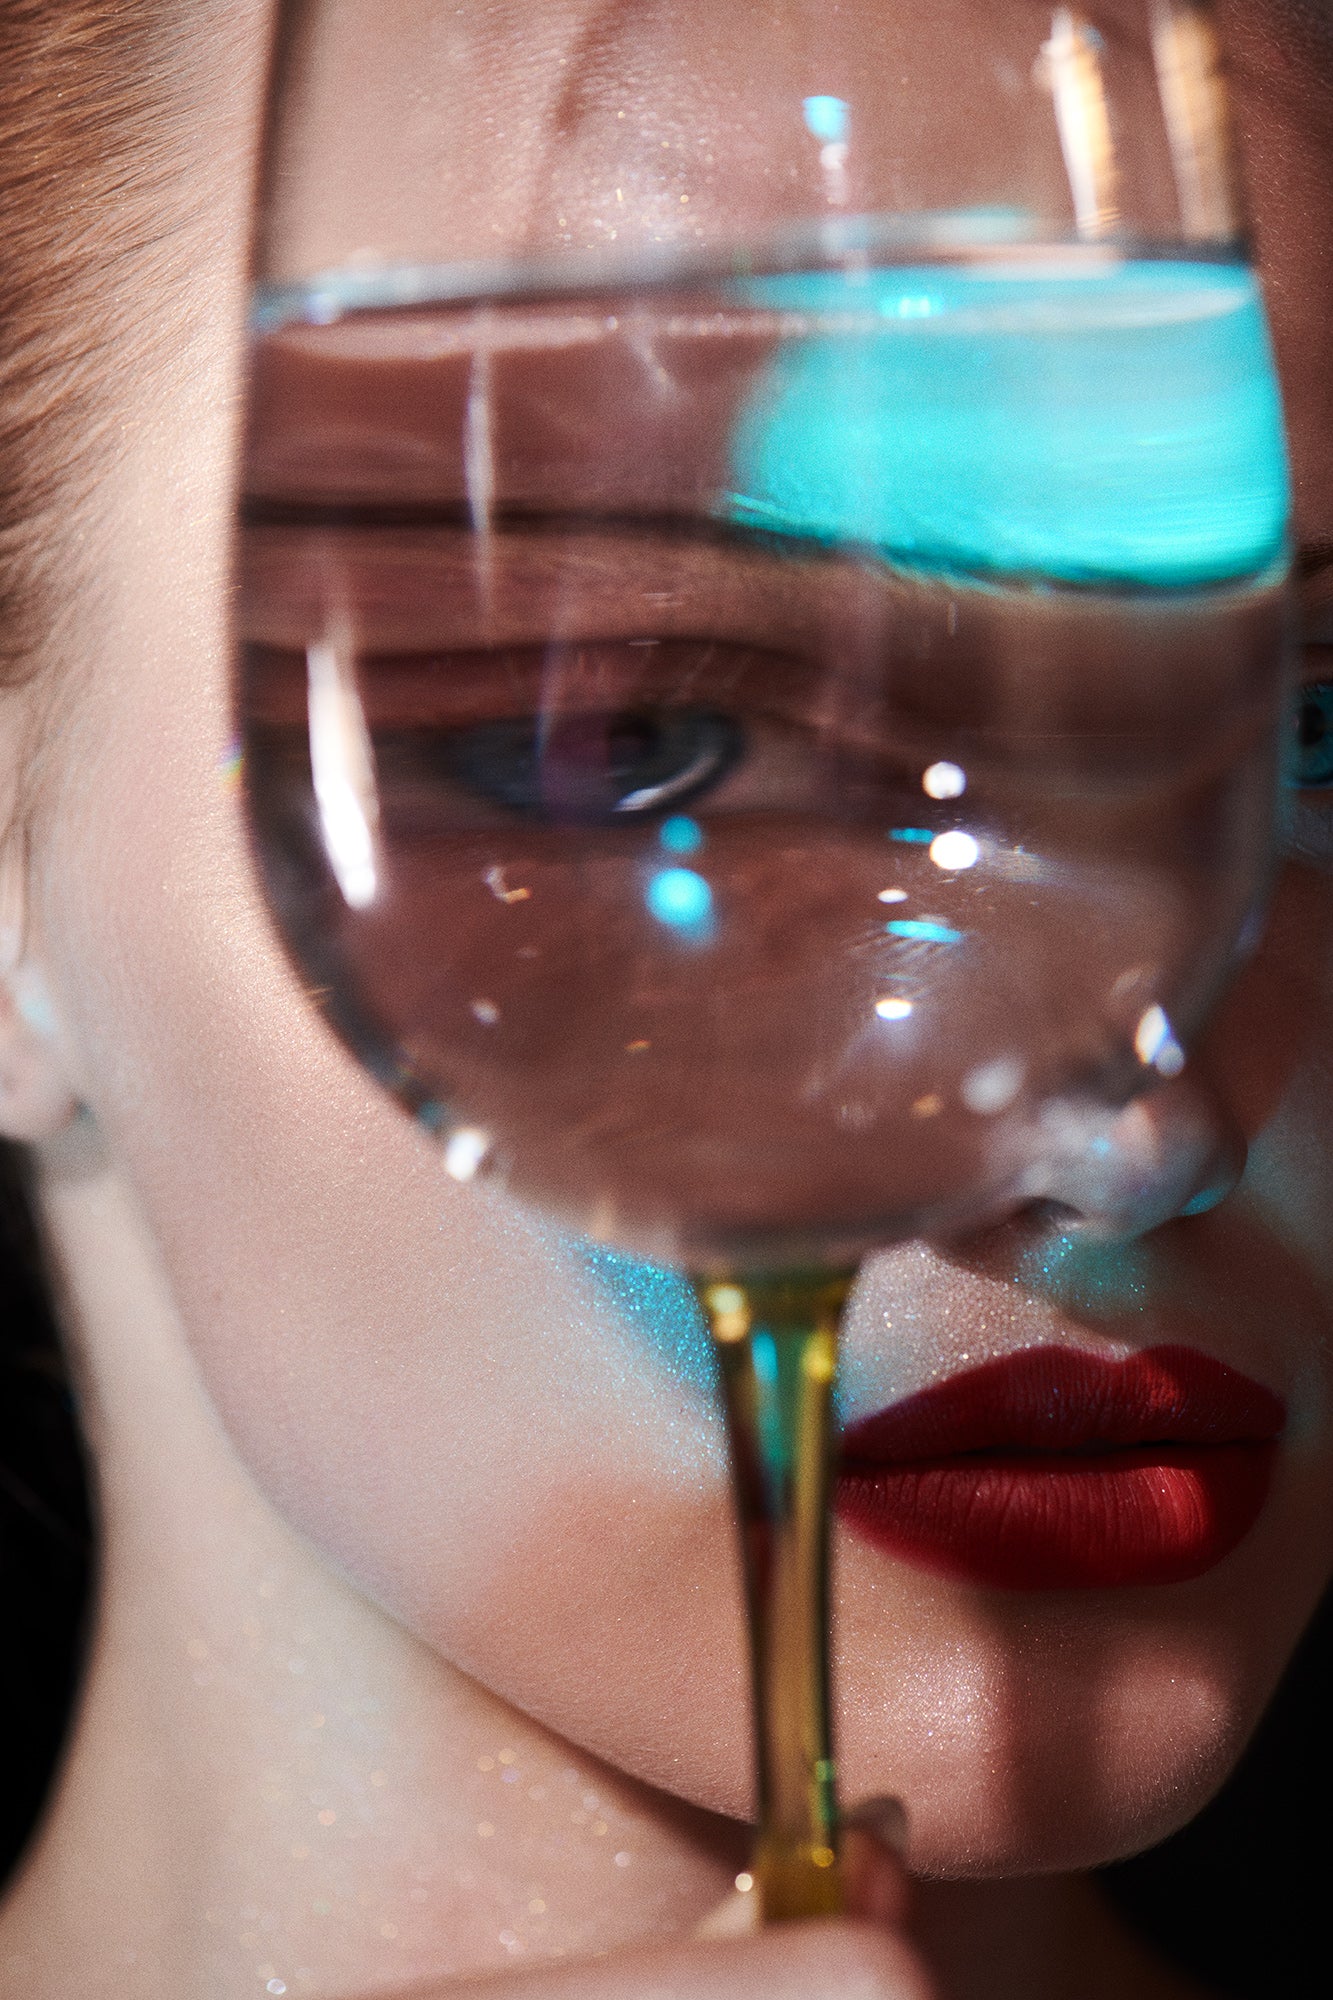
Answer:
[[659, 814, 705, 855], [647, 866, 713, 930], [1017, 1231, 1151, 1315], [574, 1241, 716, 1396], [728, 261, 1289, 587], [887, 917, 964, 944], [802, 95, 849, 144]]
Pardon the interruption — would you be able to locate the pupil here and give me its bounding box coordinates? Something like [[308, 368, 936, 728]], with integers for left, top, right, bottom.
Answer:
[[445, 707, 743, 821]]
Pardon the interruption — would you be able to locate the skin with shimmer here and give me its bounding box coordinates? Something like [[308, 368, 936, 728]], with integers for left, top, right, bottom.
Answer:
[[0, 4, 1328, 1998]]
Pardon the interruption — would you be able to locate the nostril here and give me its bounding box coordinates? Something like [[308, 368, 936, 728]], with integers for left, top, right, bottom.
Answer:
[[957, 1198, 1092, 1259], [1019, 1197, 1084, 1232]]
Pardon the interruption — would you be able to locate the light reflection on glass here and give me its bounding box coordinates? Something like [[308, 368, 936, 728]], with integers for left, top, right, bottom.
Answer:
[[960, 1056, 1026, 1114], [444, 1126, 491, 1183], [307, 637, 380, 911], [1040, 7, 1120, 238], [922, 760, 967, 801], [1133, 1002, 1186, 1076], [647, 867, 713, 930], [659, 814, 705, 856], [1151, 1, 1240, 242], [887, 917, 965, 945], [801, 95, 849, 144], [929, 830, 981, 871]]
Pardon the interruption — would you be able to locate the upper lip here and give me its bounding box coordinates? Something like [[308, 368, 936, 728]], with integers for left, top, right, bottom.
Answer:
[[839, 1343, 1286, 1465]]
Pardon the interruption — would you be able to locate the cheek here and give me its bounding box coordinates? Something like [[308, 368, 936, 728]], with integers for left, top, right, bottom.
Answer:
[[41, 626, 730, 1679]]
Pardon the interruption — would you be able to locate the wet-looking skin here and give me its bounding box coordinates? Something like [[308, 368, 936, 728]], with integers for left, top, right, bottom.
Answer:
[[0, 3, 1330, 1998]]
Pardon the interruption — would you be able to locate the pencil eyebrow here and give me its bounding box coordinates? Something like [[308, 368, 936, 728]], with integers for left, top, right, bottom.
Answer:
[[0, 0, 221, 687]]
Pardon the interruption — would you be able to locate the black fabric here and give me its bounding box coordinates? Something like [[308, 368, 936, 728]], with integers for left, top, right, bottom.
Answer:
[[0, 1144, 92, 1890]]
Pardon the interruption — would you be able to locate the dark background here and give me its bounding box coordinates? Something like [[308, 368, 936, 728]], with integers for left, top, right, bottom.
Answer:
[[0, 1142, 1326, 1989]]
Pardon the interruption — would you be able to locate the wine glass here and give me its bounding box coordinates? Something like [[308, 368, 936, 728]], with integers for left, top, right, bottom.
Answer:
[[234, 0, 1291, 1922]]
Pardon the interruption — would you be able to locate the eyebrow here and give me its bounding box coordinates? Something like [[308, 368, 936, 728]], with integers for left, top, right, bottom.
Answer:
[[0, 0, 204, 687]]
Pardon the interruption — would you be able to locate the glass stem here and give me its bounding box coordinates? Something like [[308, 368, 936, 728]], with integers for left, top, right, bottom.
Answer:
[[698, 1269, 853, 1923]]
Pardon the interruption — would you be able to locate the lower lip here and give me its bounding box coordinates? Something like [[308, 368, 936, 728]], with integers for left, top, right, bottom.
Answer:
[[837, 1346, 1284, 1591]]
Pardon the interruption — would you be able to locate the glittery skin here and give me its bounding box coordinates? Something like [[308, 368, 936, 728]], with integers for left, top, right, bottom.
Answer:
[[574, 1229, 1156, 1432], [832, 1236, 1158, 1428], [570, 1227, 1145, 1450], [1014, 1232, 1151, 1316], [572, 1239, 717, 1401]]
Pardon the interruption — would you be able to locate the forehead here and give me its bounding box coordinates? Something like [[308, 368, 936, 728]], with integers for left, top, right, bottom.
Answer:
[[229, 1, 1332, 553], [272, 0, 1333, 288], [10, 2, 1332, 573], [262, 0, 1143, 275]]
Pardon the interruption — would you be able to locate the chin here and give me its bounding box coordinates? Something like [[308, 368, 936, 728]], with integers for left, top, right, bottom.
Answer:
[[836, 1698, 1249, 1880], [830, 1533, 1296, 1880]]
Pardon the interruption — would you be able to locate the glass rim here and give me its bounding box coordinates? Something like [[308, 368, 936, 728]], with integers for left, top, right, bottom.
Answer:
[[251, 207, 1249, 336]]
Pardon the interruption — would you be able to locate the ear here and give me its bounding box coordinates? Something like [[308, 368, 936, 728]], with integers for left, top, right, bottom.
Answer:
[[0, 834, 80, 1144]]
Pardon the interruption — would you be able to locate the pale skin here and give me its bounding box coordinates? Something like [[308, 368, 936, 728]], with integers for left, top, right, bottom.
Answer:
[[0, 3, 1330, 1997]]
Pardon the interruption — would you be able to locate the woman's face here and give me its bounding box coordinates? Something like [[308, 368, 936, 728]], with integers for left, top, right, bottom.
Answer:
[[16, 0, 1333, 1880]]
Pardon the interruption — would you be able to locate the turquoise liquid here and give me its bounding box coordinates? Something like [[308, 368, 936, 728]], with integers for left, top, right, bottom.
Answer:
[[728, 260, 1289, 588]]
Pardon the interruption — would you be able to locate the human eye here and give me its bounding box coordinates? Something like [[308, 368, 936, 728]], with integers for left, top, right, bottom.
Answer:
[[246, 631, 766, 835], [434, 678, 744, 825], [238, 515, 953, 856]]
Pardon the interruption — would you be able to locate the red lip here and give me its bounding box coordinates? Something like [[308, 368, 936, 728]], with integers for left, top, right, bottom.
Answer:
[[837, 1345, 1285, 1590]]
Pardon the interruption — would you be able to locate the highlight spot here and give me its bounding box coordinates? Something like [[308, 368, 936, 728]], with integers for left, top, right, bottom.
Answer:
[[930, 830, 980, 871], [659, 814, 704, 855], [923, 760, 967, 800], [444, 1127, 490, 1182], [887, 918, 964, 945], [802, 94, 849, 144], [1134, 1003, 1185, 1076], [647, 867, 713, 929]]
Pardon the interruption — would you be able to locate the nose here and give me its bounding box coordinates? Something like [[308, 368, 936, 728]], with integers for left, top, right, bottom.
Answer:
[[1018, 1076, 1247, 1241]]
